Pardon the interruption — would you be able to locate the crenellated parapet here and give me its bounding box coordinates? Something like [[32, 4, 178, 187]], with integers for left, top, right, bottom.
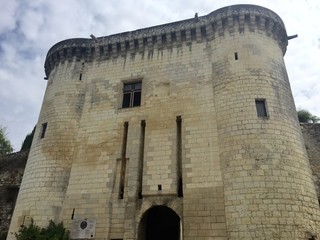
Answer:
[[44, 4, 288, 77]]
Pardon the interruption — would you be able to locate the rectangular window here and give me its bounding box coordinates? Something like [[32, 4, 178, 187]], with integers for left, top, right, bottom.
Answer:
[[40, 122, 47, 138], [122, 82, 142, 108], [255, 99, 268, 117]]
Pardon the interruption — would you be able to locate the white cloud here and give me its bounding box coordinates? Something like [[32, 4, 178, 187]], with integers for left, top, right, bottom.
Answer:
[[0, 0, 18, 34]]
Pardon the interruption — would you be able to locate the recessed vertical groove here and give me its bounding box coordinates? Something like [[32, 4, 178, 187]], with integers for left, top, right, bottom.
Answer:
[[176, 116, 183, 197], [119, 122, 128, 199], [138, 120, 146, 199], [71, 208, 75, 220]]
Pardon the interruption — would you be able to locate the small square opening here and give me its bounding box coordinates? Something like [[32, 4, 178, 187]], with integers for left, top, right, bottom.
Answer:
[[255, 99, 268, 118]]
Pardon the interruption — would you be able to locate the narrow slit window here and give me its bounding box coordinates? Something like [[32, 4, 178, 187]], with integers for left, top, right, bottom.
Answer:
[[234, 52, 238, 60], [176, 116, 183, 197], [255, 99, 268, 117], [71, 208, 75, 220], [138, 120, 146, 199], [40, 122, 47, 138], [158, 185, 162, 191], [119, 122, 128, 199], [122, 81, 142, 108], [79, 73, 82, 80]]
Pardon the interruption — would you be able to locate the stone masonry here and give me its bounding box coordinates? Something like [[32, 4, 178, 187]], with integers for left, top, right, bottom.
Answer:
[[7, 4, 320, 240], [301, 124, 320, 200], [0, 151, 28, 239]]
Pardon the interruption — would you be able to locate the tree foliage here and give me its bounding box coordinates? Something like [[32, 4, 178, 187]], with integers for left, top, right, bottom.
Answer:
[[0, 125, 13, 156], [297, 109, 320, 123], [15, 219, 70, 240], [21, 126, 36, 151]]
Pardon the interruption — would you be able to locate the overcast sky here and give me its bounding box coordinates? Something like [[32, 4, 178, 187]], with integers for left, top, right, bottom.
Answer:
[[0, 0, 319, 151]]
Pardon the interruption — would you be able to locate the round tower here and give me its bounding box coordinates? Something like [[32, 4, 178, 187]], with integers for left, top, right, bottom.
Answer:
[[8, 40, 90, 236], [210, 5, 320, 239]]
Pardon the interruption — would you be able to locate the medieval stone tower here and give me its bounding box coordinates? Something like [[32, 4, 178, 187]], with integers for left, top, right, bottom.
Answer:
[[8, 4, 320, 240]]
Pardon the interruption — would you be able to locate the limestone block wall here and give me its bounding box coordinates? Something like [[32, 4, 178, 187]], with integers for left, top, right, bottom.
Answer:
[[8, 60, 86, 236], [56, 36, 226, 239], [0, 151, 28, 239], [301, 124, 320, 199], [212, 29, 320, 238]]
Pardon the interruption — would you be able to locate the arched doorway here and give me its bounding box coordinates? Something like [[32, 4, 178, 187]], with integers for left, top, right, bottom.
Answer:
[[138, 206, 181, 240]]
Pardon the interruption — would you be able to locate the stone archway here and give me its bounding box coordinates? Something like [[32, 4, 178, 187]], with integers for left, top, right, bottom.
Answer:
[[138, 206, 181, 240]]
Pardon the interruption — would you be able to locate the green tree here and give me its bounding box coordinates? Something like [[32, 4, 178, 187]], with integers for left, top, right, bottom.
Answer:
[[15, 219, 70, 240], [0, 125, 13, 156], [21, 126, 36, 151], [297, 109, 320, 123]]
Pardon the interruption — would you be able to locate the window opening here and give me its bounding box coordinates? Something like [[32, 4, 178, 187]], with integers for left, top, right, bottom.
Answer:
[[40, 122, 47, 138], [138, 120, 146, 199], [119, 122, 129, 199], [122, 81, 142, 108], [79, 73, 82, 80], [255, 99, 268, 117], [176, 116, 183, 197], [71, 208, 75, 220], [234, 52, 238, 60], [158, 185, 162, 191]]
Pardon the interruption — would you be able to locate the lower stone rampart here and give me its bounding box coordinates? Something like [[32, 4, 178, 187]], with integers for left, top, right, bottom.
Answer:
[[0, 151, 28, 239]]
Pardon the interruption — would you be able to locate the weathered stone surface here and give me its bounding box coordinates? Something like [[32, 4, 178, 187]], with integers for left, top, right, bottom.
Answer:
[[301, 123, 320, 200], [0, 151, 28, 239]]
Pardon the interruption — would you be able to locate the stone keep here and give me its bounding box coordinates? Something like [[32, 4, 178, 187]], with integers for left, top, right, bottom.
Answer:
[[8, 4, 320, 240]]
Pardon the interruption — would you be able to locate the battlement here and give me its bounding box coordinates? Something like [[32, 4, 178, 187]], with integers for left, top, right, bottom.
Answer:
[[44, 4, 288, 77]]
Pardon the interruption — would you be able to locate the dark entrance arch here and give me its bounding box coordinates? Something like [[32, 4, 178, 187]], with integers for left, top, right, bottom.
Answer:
[[138, 206, 180, 240]]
